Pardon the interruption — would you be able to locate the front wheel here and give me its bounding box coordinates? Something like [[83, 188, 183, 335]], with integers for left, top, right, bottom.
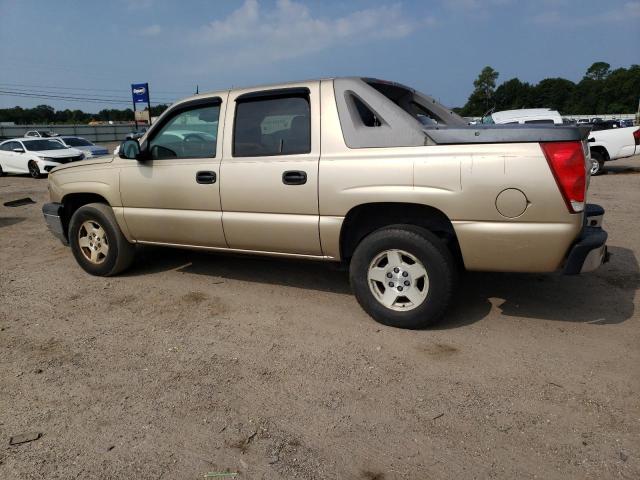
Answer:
[[69, 203, 135, 276], [349, 226, 456, 329], [590, 152, 605, 176], [28, 161, 42, 178]]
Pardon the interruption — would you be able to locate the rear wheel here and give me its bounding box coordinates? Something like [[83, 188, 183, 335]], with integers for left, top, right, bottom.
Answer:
[[69, 203, 135, 276], [349, 225, 456, 329], [0, 163, 4, 176], [28, 161, 42, 178], [590, 152, 605, 176]]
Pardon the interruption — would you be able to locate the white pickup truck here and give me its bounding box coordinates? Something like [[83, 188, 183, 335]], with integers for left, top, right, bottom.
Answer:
[[588, 125, 640, 175], [488, 109, 639, 175]]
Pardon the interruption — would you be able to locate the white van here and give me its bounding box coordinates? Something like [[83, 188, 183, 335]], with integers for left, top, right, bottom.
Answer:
[[490, 108, 563, 125]]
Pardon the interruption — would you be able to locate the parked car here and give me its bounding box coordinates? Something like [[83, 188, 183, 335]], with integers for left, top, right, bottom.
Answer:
[[41, 77, 608, 329], [25, 130, 59, 138], [587, 125, 640, 174], [619, 119, 635, 128], [125, 127, 148, 140], [590, 119, 624, 131], [0, 138, 84, 178], [56, 136, 109, 158]]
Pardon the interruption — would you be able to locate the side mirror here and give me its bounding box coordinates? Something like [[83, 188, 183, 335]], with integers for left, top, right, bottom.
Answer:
[[13, 148, 24, 153], [119, 139, 141, 160]]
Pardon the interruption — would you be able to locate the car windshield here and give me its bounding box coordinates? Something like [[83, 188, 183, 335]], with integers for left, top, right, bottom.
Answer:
[[63, 137, 92, 147], [23, 139, 67, 151]]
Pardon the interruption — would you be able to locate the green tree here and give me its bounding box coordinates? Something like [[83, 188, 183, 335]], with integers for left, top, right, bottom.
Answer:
[[460, 63, 639, 115], [494, 78, 533, 110], [531, 78, 576, 111], [461, 66, 499, 116], [585, 62, 611, 81]]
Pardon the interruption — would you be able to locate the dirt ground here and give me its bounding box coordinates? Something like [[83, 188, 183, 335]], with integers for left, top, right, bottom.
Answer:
[[1, 153, 639, 480]]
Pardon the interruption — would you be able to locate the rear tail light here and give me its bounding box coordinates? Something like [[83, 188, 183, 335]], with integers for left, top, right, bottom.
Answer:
[[633, 128, 640, 146], [541, 141, 586, 213]]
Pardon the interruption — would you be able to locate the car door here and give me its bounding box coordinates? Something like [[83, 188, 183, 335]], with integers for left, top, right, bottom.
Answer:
[[0, 141, 24, 172], [0, 142, 15, 171], [119, 95, 228, 247], [220, 83, 321, 256]]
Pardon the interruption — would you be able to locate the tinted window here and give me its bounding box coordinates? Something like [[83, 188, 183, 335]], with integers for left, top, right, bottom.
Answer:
[[234, 95, 310, 157], [23, 139, 66, 151], [0, 142, 13, 151], [63, 137, 92, 147], [524, 119, 555, 125], [149, 104, 220, 160]]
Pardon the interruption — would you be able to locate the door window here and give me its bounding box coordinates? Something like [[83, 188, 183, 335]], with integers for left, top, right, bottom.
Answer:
[[149, 103, 220, 160], [233, 94, 310, 157]]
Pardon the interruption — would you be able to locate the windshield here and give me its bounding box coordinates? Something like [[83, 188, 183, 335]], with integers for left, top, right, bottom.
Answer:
[[63, 137, 92, 147], [23, 139, 67, 151]]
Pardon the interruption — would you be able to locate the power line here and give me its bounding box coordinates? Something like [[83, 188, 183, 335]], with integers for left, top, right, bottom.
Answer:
[[0, 90, 170, 106], [0, 87, 133, 102], [0, 81, 191, 97]]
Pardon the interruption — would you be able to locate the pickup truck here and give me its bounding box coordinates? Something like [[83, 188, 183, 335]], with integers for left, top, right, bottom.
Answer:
[[42, 77, 609, 329], [587, 125, 640, 175]]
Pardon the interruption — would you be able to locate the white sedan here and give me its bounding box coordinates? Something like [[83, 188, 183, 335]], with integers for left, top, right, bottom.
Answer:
[[0, 138, 85, 178]]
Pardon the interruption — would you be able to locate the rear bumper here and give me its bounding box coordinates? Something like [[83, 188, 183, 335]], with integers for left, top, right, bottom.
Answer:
[[563, 204, 608, 275], [42, 202, 68, 245]]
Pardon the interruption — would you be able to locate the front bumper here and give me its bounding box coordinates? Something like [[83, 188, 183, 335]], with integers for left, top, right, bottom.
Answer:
[[42, 202, 68, 245], [563, 204, 609, 275]]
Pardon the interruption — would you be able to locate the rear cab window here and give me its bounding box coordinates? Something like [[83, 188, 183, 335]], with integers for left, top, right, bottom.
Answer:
[[233, 88, 311, 157]]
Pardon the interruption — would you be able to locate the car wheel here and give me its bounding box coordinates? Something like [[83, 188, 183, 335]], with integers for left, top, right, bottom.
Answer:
[[68, 203, 135, 276], [0, 164, 4, 176], [28, 161, 42, 178], [349, 225, 456, 329], [590, 152, 605, 176]]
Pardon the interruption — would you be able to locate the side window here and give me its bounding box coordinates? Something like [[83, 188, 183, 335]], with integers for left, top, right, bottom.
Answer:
[[0, 143, 11, 151], [149, 102, 220, 160], [349, 94, 382, 127], [233, 94, 310, 157]]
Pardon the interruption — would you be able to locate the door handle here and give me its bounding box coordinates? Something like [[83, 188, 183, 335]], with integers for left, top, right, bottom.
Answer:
[[282, 170, 307, 185], [196, 171, 216, 184]]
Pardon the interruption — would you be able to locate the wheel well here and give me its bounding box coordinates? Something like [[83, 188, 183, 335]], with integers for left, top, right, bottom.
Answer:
[[590, 146, 610, 162], [340, 202, 462, 263], [61, 193, 110, 238]]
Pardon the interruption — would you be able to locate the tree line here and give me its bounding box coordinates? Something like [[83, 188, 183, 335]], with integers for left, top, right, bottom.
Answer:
[[458, 62, 640, 117], [0, 104, 169, 125]]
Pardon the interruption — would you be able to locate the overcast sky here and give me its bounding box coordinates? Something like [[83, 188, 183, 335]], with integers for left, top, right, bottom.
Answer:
[[0, 0, 638, 112]]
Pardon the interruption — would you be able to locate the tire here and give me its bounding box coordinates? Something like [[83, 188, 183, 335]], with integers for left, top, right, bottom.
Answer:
[[68, 203, 135, 276], [28, 161, 42, 178], [590, 152, 605, 176], [0, 163, 4, 176], [349, 225, 456, 329]]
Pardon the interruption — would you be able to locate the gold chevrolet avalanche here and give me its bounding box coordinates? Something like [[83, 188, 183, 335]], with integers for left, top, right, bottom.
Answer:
[[42, 78, 608, 328]]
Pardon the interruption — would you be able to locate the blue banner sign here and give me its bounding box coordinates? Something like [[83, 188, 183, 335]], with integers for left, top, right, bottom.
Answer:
[[131, 83, 149, 103]]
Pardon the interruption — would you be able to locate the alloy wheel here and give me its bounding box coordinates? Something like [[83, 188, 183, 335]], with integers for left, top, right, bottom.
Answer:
[[78, 220, 109, 264], [367, 249, 429, 311]]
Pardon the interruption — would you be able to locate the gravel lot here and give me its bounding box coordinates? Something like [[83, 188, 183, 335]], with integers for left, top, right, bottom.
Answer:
[[1, 154, 639, 479]]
